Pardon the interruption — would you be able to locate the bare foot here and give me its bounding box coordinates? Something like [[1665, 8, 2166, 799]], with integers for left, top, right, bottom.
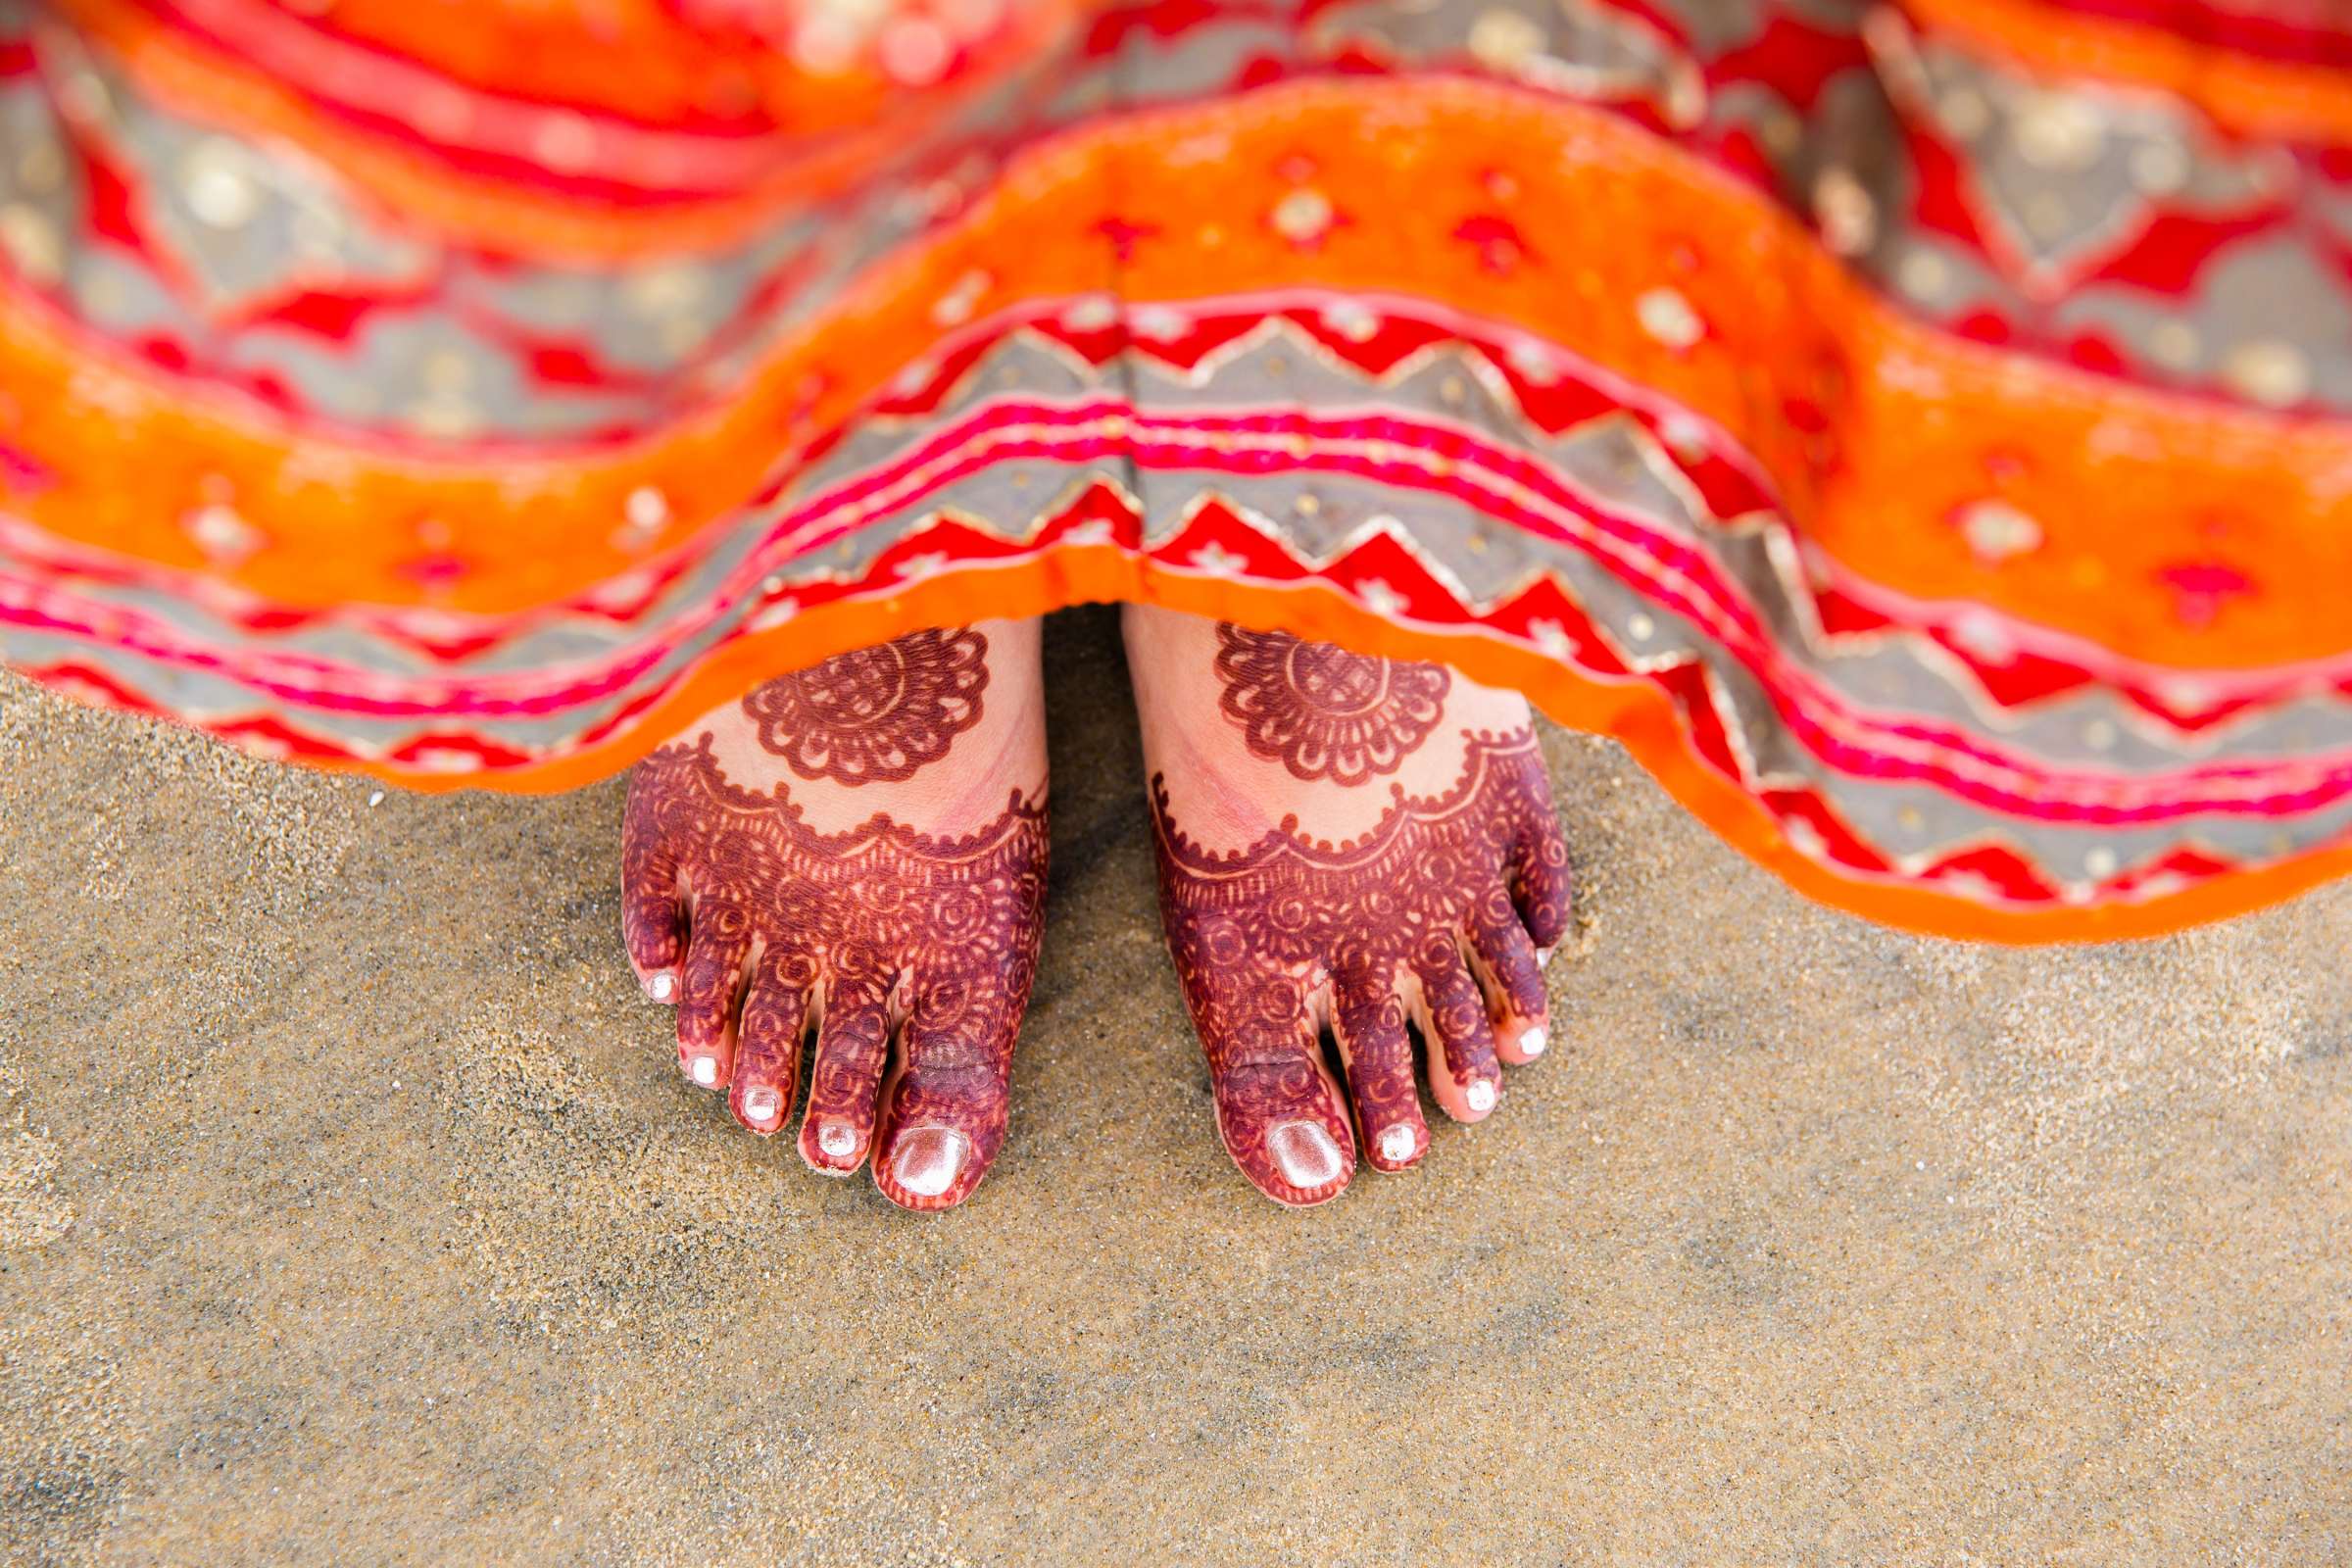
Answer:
[[1123, 606, 1571, 1206], [620, 619, 1047, 1210]]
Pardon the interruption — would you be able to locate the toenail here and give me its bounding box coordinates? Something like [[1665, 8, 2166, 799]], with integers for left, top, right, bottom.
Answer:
[[817, 1120, 858, 1160], [1536, 947, 1553, 969], [1519, 1026, 1547, 1057], [689, 1054, 718, 1087], [891, 1126, 970, 1200], [743, 1086, 780, 1123], [648, 972, 675, 1002], [1267, 1121, 1344, 1190], [1377, 1124, 1417, 1164], [1465, 1079, 1496, 1113]]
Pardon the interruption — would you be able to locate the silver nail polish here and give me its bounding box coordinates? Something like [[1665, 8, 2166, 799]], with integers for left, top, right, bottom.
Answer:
[[1535, 947, 1553, 968], [892, 1126, 970, 1199], [1465, 1079, 1496, 1113], [743, 1086, 780, 1122], [1519, 1026, 1547, 1057], [1267, 1121, 1344, 1189], [689, 1055, 718, 1087], [1377, 1124, 1416, 1164], [648, 972, 675, 1002], [817, 1121, 858, 1159]]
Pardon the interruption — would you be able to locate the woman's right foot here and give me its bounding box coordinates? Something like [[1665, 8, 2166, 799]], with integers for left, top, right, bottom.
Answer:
[[1123, 605, 1573, 1206], [620, 618, 1047, 1210]]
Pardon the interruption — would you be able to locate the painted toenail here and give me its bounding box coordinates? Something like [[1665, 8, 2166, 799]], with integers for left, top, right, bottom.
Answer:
[[689, 1054, 718, 1087], [1267, 1121, 1344, 1190], [1377, 1124, 1417, 1164], [1536, 947, 1553, 968], [648, 972, 675, 1002], [743, 1086, 780, 1122], [891, 1126, 970, 1200], [817, 1120, 858, 1160], [1465, 1079, 1496, 1113], [1519, 1026, 1547, 1057]]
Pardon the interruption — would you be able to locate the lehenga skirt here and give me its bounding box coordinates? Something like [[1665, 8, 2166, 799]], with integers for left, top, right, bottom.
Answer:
[[1, 0, 2346, 940]]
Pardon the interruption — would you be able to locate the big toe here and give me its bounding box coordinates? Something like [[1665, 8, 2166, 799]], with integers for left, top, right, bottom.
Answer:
[[872, 1053, 1008, 1211], [1213, 1053, 1356, 1207]]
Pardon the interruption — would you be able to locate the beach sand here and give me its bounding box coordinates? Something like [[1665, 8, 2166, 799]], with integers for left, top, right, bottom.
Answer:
[[4, 605, 2347, 1566]]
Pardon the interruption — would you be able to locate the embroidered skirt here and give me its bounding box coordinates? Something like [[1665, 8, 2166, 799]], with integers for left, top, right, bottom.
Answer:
[[1, 0, 2346, 941]]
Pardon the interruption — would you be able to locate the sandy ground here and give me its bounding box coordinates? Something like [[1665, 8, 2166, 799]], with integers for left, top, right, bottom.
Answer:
[[2, 604, 2348, 1567]]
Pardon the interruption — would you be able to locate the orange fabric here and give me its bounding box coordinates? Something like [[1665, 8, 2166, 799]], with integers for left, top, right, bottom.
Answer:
[[52, 0, 1084, 255], [186, 0, 893, 129], [1907, 0, 2352, 147], [6, 77, 2345, 669]]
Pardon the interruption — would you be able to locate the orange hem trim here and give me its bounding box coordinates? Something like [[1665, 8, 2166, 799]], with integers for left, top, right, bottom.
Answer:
[[1907, 0, 2352, 147], [188, 553, 2349, 947]]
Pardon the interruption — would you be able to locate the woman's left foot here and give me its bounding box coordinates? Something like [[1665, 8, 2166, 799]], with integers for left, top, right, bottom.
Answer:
[[1123, 605, 1572, 1206], [620, 618, 1048, 1210]]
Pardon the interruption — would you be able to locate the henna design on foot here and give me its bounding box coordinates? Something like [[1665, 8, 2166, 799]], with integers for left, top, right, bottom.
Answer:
[[622, 736, 1046, 1210], [1151, 729, 1572, 1206], [741, 626, 989, 787], [1211, 622, 1451, 785]]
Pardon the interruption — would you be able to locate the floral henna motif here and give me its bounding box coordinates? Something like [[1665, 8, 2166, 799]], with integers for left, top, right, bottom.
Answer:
[[741, 626, 989, 786], [622, 736, 1046, 1208], [1211, 623, 1451, 785], [1152, 729, 1572, 1202]]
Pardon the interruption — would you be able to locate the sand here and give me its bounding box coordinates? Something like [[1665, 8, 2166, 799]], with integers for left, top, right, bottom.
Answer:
[[3, 604, 2347, 1567]]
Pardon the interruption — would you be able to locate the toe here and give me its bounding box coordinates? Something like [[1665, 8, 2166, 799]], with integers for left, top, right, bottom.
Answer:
[[1332, 975, 1427, 1173], [729, 948, 812, 1137], [1207, 1017, 1356, 1206], [1467, 890, 1549, 1064], [1510, 818, 1574, 958], [798, 967, 892, 1175], [675, 904, 756, 1090], [1413, 954, 1504, 1122], [872, 1037, 1006, 1212], [620, 839, 685, 1001], [870, 971, 1019, 1210]]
